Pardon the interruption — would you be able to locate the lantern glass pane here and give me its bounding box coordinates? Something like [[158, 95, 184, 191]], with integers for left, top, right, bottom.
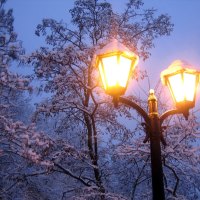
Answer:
[[98, 61, 107, 89], [168, 74, 184, 102], [102, 55, 132, 89], [118, 55, 132, 87], [102, 55, 118, 87], [183, 72, 196, 101]]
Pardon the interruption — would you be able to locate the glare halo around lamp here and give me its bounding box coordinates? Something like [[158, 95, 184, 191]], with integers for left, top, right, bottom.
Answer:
[[95, 39, 139, 98], [161, 60, 200, 115]]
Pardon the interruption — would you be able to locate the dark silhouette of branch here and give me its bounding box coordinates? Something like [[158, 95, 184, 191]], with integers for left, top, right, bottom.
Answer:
[[163, 157, 179, 197]]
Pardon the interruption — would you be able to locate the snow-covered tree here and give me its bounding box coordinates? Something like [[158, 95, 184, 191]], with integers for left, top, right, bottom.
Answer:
[[0, 1, 55, 199], [26, 0, 177, 199]]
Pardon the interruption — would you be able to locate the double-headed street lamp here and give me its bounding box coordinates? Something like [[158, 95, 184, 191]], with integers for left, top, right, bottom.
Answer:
[[95, 39, 200, 200]]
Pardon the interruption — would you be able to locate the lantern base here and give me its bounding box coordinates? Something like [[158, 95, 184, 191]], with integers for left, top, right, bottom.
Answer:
[[176, 101, 194, 120], [105, 86, 126, 97]]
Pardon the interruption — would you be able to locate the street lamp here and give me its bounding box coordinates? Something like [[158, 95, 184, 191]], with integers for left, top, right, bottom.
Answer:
[[161, 60, 200, 119], [95, 39, 139, 98], [95, 40, 200, 200]]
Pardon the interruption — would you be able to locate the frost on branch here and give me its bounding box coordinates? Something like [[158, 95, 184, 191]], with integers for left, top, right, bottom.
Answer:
[[22, 0, 200, 199], [1, 117, 53, 166], [27, 0, 175, 198]]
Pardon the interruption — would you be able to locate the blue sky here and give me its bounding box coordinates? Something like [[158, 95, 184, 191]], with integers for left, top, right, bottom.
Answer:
[[6, 0, 200, 89]]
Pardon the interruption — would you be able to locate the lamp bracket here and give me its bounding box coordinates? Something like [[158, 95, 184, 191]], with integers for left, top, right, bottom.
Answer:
[[119, 96, 150, 125], [112, 96, 119, 108]]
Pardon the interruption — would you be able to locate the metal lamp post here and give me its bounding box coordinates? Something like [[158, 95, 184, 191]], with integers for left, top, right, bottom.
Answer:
[[95, 40, 200, 200]]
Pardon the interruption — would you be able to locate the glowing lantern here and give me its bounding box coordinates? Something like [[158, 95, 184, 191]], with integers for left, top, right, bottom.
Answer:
[[95, 39, 139, 97], [161, 60, 200, 111]]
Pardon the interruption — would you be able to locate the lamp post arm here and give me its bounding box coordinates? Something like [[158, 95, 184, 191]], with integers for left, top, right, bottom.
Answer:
[[118, 96, 150, 125], [160, 109, 183, 125]]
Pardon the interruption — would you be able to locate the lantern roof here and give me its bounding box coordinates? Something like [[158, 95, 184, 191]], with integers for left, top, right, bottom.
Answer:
[[161, 60, 200, 85], [96, 38, 138, 58]]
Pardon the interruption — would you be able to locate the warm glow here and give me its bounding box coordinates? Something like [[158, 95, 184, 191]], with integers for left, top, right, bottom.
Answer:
[[168, 73, 196, 102], [102, 55, 118, 87], [184, 73, 196, 101], [161, 60, 200, 110], [100, 55, 132, 88], [168, 74, 184, 102], [95, 39, 139, 96], [118, 56, 132, 87], [98, 62, 107, 89]]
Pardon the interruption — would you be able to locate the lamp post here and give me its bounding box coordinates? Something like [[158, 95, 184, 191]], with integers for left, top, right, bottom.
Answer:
[[95, 39, 200, 200]]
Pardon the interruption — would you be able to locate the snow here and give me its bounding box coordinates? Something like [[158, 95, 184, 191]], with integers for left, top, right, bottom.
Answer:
[[95, 38, 139, 58], [161, 59, 200, 85]]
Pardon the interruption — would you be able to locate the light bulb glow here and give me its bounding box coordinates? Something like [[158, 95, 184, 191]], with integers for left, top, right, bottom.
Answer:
[[102, 55, 118, 87], [96, 40, 139, 96], [161, 60, 200, 110], [168, 73, 197, 103], [98, 62, 107, 89], [168, 74, 184, 102], [97, 53, 136, 96], [100, 55, 132, 88], [118, 56, 132, 87], [184, 73, 196, 101]]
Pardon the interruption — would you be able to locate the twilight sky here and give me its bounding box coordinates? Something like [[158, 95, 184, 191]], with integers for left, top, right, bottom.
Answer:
[[6, 0, 200, 90]]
